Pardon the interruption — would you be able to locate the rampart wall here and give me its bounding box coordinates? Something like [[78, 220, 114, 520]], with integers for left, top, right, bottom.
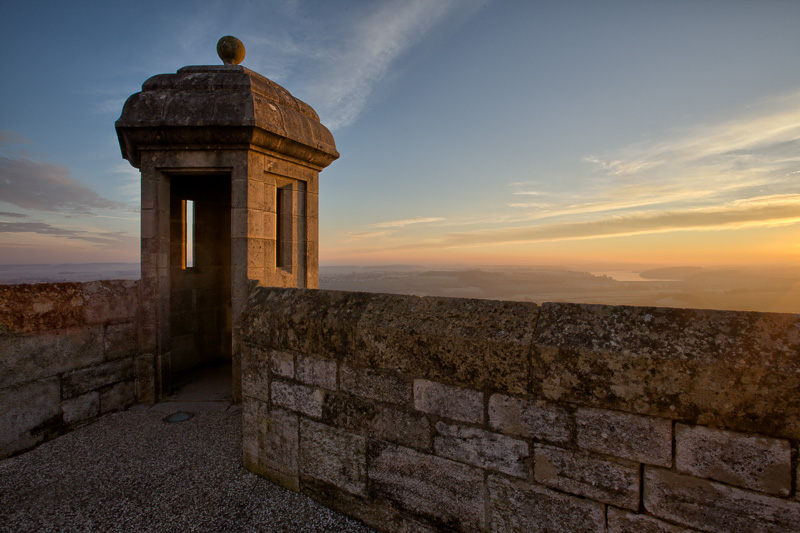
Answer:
[[0, 281, 139, 458], [240, 286, 800, 533]]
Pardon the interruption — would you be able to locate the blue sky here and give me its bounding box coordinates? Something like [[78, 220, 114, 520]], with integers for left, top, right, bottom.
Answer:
[[1, 0, 799, 267]]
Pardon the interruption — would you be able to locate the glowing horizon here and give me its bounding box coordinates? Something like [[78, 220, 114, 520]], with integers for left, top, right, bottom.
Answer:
[[1, 2, 799, 271]]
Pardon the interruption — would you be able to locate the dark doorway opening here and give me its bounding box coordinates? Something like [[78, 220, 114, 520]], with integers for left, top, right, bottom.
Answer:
[[168, 175, 232, 395]]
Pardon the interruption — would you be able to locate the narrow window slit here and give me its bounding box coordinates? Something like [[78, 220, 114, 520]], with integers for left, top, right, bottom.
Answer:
[[183, 199, 194, 269]]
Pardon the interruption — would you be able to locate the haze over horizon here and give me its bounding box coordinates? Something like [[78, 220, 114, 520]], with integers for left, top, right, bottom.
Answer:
[[1, 1, 799, 269]]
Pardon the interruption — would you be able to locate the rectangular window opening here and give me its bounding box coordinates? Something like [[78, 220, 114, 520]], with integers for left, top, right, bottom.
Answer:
[[276, 186, 292, 270], [183, 199, 194, 269]]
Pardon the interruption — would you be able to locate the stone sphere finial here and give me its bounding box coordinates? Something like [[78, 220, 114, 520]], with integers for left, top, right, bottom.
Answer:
[[217, 36, 245, 65]]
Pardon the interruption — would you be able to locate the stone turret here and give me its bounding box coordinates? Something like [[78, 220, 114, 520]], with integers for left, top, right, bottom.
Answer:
[[116, 37, 338, 403]]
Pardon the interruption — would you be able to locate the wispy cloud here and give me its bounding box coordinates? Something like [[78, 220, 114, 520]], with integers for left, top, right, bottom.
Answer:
[[0, 211, 28, 219], [369, 217, 444, 229], [0, 156, 124, 214], [392, 194, 800, 250], [344, 231, 391, 241], [299, 0, 481, 129], [0, 220, 135, 246]]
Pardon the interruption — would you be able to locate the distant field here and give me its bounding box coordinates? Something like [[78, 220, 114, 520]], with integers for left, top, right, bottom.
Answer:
[[2, 262, 796, 314], [320, 265, 800, 314], [0, 263, 140, 284]]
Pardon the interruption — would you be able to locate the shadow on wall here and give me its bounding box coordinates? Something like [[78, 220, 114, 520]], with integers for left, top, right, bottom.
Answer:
[[0, 281, 139, 458]]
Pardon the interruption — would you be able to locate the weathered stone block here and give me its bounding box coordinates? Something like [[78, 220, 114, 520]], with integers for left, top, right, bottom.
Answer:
[[489, 393, 571, 443], [323, 393, 431, 450], [83, 280, 138, 324], [0, 378, 61, 458], [134, 354, 156, 404], [262, 407, 300, 490], [300, 475, 442, 533], [357, 294, 537, 395], [241, 288, 372, 358], [271, 380, 323, 418], [300, 419, 366, 496], [532, 303, 800, 441], [607, 507, 695, 533], [296, 354, 337, 390], [414, 379, 483, 424], [99, 380, 135, 414], [61, 358, 134, 399], [103, 322, 137, 361], [577, 407, 672, 466], [644, 467, 800, 533], [0, 282, 85, 333], [242, 397, 261, 470], [61, 392, 100, 425], [534, 444, 640, 510], [0, 327, 105, 389], [675, 424, 791, 496], [269, 349, 294, 378], [369, 442, 485, 531], [488, 473, 605, 533], [241, 346, 270, 402], [434, 421, 528, 478], [340, 364, 411, 406]]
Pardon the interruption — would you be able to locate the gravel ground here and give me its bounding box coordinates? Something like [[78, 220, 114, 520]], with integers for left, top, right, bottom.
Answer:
[[0, 405, 377, 532]]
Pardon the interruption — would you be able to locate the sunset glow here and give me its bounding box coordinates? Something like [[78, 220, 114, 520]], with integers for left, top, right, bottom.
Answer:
[[1, 1, 799, 273]]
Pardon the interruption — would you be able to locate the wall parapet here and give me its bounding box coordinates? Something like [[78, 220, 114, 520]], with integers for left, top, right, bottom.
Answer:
[[241, 286, 800, 532], [0, 280, 139, 459]]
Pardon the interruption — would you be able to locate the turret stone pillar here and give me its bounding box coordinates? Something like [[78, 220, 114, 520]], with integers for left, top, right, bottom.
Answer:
[[116, 37, 338, 403]]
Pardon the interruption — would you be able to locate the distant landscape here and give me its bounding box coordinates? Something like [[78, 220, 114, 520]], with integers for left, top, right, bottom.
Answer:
[[319, 264, 800, 314], [1, 262, 797, 314]]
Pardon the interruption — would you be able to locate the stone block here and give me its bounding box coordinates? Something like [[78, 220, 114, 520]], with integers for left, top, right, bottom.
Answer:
[[488, 473, 605, 533], [0, 327, 105, 389], [576, 407, 672, 466], [104, 322, 138, 361], [261, 406, 299, 490], [241, 346, 270, 402], [61, 358, 134, 399], [356, 294, 537, 395], [414, 379, 483, 424], [607, 507, 695, 533], [434, 421, 528, 478], [489, 393, 571, 443], [134, 354, 156, 404], [340, 364, 411, 406], [0, 378, 61, 458], [271, 380, 323, 418], [300, 419, 366, 496], [323, 393, 431, 450], [368, 442, 485, 531], [299, 478, 443, 533], [532, 303, 800, 441], [99, 380, 135, 414], [83, 280, 138, 324], [534, 444, 640, 510], [644, 467, 800, 533], [241, 288, 373, 358], [675, 424, 791, 496], [61, 391, 100, 425], [295, 354, 337, 390], [0, 282, 84, 333]]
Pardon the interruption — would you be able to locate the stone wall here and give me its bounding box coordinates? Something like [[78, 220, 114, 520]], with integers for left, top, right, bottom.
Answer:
[[0, 281, 138, 459], [240, 287, 800, 533]]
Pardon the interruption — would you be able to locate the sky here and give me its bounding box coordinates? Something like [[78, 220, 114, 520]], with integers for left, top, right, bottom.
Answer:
[[1, 0, 799, 268]]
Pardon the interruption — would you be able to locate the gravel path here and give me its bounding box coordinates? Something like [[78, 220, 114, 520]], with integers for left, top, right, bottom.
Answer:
[[0, 404, 376, 532]]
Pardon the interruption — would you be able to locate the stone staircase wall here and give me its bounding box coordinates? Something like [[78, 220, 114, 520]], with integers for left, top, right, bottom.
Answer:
[[240, 286, 800, 532], [0, 281, 139, 458]]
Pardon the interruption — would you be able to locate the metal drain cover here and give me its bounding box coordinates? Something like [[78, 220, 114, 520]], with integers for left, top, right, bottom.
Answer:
[[164, 412, 193, 423]]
